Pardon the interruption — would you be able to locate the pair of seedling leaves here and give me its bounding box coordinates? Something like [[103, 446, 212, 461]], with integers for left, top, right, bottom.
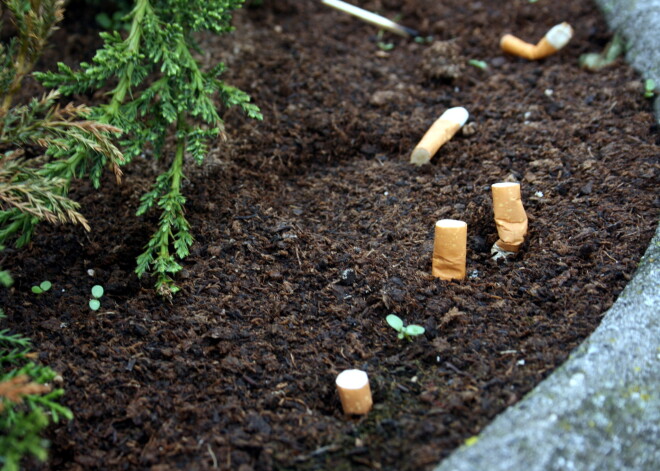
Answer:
[[32, 282, 104, 311], [386, 314, 425, 341]]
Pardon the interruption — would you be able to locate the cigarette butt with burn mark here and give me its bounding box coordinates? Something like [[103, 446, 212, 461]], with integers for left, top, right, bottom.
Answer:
[[410, 107, 469, 166], [491, 182, 528, 255], [336, 369, 373, 415], [432, 219, 467, 280], [500, 22, 573, 60]]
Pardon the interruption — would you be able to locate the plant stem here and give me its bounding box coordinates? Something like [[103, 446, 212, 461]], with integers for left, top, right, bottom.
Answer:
[[105, 0, 151, 117]]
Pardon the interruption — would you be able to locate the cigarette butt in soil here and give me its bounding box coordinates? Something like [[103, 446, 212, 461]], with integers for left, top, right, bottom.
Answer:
[[410, 107, 469, 166], [500, 22, 573, 60], [321, 0, 419, 37], [336, 369, 373, 415], [491, 182, 528, 255], [432, 219, 467, 281]]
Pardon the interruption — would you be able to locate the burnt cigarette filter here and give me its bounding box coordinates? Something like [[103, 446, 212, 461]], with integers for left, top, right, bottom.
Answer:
[[321, 0, 418, 37], [500, 22, 573, 60], [432, 219, 467, 280], [491, 182, 528, 254], [410, 107, 469, 166], [336, 369, 373, 415]]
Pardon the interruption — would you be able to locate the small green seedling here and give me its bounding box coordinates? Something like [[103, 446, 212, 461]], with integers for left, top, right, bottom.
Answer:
[[579, 33, 625, 71], [376, 30, 395, 51], [644, 79, 656, 98], [414, 35, 434, 44], [31, 280, 52, 294], [89, 285, 104, 311], [468, 59, 488, 70], [386, 314, 425, 340]]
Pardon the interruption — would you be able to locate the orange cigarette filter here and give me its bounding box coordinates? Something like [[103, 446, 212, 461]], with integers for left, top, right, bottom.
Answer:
[[336, 369, 373, 415], [432, 219, 467, 280], [491, 182, 528, 253], [500, 22, 573, 60], [411, 107, 469, 166]]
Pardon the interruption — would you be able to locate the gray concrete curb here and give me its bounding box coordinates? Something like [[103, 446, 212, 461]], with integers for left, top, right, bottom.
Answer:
[[596, 0, 660, 117], [434, 1, 660, 470]]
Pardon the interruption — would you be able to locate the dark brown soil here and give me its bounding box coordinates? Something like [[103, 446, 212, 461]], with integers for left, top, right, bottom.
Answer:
[[2, 0, 659, 470]]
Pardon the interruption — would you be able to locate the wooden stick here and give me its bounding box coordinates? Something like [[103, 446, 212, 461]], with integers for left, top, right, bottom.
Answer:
[[321, 0, 418, 37], [410, 107, 469, 166]]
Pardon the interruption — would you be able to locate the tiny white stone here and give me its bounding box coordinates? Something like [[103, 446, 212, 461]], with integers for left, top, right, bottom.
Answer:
[[545, 89, 554, 97], [87, 269, 95, 276], [517, 359, 525, 366], [535, 191, 544, 197]]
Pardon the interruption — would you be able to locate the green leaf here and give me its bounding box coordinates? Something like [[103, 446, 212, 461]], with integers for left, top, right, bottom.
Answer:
[[91, 285, 104, 298], [404, 325, 426, 337], [31, 286, 43, 294], [386, 314, 404, 332], [96, 13, 112, 29], [89, 299, 101, 311], [468, 59, 488, 70], [644, 78, 656, 98], [0, 270, 13, 287], [39, 281, 51, 292], [579, 33, 625, 71]]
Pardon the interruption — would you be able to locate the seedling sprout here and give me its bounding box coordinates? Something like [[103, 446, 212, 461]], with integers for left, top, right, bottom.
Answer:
[[386, 314, 425, 340], [468, 59, 488, 70], [644, 79, 656, 98], [89, 285, 104, 311], [31, 280, 52, 294], [579, 33, 625, 71], [376, 30, 394, 51]]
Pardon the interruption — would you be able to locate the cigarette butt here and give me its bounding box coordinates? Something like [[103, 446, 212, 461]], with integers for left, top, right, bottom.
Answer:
[[500, 22, 573, 60], [432, 219, 467, 280], [336, 369, 373, 415], [491, 182, 528, 253], [321, 0, 418, 37], [411, 107, 469, 166]]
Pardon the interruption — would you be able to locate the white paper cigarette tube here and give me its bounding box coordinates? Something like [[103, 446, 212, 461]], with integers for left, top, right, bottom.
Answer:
[[410, 107, 469, 166], [492, 182, 528, 252], [432, 219, 467, 280], [321, 0, 418, 37], [545, 22, 573, 50], [336, 369, 373, 415]]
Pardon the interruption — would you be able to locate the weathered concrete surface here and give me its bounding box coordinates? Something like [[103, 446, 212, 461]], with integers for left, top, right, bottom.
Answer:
[[434, 1, 660, 469], [596, 0, 660, 116], [435, 226, 660, 471]]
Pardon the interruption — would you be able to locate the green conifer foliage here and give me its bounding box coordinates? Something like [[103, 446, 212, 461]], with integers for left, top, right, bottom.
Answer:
[[38, 0, 262, 296], [0, 312, 72, 471], [0, 0, 123, 248]]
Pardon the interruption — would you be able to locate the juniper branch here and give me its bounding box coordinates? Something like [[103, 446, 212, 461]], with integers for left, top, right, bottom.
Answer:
[[37, 0, 262, 294]]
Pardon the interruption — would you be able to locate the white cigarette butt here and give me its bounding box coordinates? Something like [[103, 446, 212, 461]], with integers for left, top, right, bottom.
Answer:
[[321, 0, 418, 37], [336, 369, 373, 415]]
